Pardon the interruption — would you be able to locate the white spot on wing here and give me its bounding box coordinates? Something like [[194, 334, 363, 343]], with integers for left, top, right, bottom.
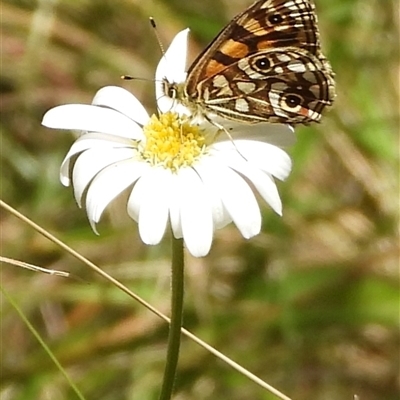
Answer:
[[237, 81, 256, 94], [287, 61, 306, 73], [235, 98, 250, 112]]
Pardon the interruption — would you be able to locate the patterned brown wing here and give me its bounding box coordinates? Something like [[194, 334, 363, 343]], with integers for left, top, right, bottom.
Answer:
[[186, 0, 321, 93], [194, 48, 335, 124]]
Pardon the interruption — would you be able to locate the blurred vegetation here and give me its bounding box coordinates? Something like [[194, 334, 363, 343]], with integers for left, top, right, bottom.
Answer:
[[1, 0, 399, 399]]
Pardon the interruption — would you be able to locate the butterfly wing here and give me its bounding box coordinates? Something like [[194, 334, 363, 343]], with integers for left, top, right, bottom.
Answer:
[[186, 0, 321, 91], [196, 48, 335, 124]]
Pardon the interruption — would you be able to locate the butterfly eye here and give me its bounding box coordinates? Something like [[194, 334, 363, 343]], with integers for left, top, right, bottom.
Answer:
[[268, 13, 284, 24], [254, 57, 271, 70], [163, 79, 177, 99], [168, 87, 177, 98]]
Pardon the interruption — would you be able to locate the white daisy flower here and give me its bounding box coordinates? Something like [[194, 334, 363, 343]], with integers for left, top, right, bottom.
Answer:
[[42, 29, 294, 257]]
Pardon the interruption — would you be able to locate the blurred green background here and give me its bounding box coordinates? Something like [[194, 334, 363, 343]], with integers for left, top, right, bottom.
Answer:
[[1, 0, 399, 399]]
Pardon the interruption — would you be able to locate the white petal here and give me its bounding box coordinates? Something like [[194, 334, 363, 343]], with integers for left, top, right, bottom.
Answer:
[[217, 150, 283, 215], [193, 161, 231, 230], [72, 147, 135, 207], [60, 133, 134, 186], [177, 167, 214, 257], [196, 159, 261, 239], [237, 140, 292, 181], [135, 168, 171, 245], [42, 104, 143, 139], [213, 118, 296, 148], [155, 29, 189, 86], [85, 160, 150, 231], [155, 29, 189, 114], [92, 86, 150, 126], [211, 140, 292, 181], [127, 170, 150, 223]]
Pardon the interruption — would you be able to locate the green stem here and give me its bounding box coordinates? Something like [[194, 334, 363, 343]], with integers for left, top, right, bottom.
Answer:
[[158, 237, 185, 400]]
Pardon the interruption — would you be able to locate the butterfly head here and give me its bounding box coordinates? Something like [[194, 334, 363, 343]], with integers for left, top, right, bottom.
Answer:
[[162, 78, 184, 101], [161, 76, 211, 124]]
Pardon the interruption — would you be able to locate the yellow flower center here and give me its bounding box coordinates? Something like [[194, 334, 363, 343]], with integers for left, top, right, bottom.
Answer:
[[141, 112, 206, 171]]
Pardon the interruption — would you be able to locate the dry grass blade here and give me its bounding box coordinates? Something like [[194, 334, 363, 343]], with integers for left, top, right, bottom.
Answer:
[[1, 256, 70, 278]]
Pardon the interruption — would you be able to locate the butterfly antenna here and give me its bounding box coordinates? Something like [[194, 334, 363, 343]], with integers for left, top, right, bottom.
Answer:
[[122, 18, 164, 81], [149, 17, 165, 56], [120, 76, 155, 82]]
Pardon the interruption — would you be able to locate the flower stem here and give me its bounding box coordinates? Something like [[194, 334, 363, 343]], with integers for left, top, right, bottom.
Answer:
[[159, 237, 185, 400]]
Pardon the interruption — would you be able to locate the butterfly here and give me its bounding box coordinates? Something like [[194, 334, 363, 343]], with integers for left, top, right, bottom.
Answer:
[[162, 0, 335, 125]]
